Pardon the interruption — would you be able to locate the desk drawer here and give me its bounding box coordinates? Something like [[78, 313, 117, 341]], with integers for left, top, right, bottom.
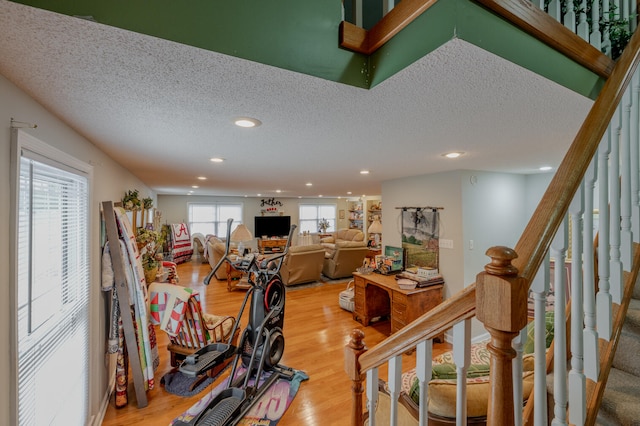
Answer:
[[391, 317, 406, 333], [392, 302, 407, 319]]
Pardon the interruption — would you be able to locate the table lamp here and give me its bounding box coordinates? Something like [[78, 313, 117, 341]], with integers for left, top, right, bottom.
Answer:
[[367, 219, 383, 249], [231, 223, 253, 255]]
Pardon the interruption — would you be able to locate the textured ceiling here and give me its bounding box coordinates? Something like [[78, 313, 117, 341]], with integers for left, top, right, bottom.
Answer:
[[0, 1, 594, 198]]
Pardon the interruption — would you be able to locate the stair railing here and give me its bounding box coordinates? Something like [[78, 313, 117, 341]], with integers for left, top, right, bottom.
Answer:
[[343, 0, 634, 58], [340, 0, 617, 80], [345, 18, 640, 426]]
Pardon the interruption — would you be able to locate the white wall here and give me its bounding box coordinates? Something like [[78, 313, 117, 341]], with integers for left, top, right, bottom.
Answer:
[[382, 171, 465, 299], [461, 171, 528, 286], [383, 170, 552, 339], [0, 75, 153, 425]]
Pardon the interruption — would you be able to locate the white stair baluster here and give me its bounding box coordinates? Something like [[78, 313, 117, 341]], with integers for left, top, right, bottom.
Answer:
[[388, 355, 402, 426], [453, 320, 471, 426], [531, 254, 550, 425], [548, 0, 561, 21], [367, 368, 379, 426], [569, 184, 587, 426], [603, 0, 612, 56], [382, 0, 394, 17], [355, 0, 363, 27], [512, 326, 527, 426], [621, 87, 634, 268], [564, 0, 576, 31], [551, 218, 568, 426], [577, 0, 590, 40], [416, 340, 433, 426], [590, 0, 602, 50], [610, 105, 623, 304], [597, 129, 613, 341], [630, 70, 640, 240], [583, 156, 600, 381]]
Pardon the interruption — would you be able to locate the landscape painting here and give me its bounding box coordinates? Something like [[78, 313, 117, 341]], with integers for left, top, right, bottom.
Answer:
[[401, 209, 439, 270]]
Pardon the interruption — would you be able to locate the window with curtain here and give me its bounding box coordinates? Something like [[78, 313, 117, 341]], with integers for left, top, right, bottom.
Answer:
[[13, 131, 91, 426], [299, 204, 337, 234], [188, 203, 243, 237]]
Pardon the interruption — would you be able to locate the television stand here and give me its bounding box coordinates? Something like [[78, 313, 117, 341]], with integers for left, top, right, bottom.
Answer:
[[257, 238, 288, 254]]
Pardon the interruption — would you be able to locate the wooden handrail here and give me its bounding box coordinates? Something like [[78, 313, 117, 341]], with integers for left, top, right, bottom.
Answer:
[[475, 0, 614, 78], [339, 0, 613, 79], [512, 25, 640, 285], [357, 284, 476, 372]]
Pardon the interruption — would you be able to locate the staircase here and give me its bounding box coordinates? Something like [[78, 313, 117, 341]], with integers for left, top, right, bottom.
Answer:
[[596, 276, 640, 424], [341, 0, 640, 424]]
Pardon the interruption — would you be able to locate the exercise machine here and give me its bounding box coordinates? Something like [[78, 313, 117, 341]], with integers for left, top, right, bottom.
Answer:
[[174, 219, 297, 426]]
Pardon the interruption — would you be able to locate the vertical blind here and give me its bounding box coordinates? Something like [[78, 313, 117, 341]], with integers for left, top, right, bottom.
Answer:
[[17, 151, 90, 425]]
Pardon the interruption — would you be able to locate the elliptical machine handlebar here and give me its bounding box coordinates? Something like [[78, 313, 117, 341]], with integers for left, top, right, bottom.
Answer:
[[203, 218, 297, 285]]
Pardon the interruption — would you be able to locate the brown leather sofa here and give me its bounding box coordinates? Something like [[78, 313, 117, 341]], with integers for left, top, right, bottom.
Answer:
[[279, 243, 325, 286], [321, 241, 370, 279]]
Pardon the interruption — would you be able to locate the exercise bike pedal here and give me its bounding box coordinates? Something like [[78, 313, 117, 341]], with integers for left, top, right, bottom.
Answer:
[[179, 343, 234, 378]]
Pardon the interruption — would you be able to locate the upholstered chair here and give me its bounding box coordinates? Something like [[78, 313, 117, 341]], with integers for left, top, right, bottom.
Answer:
[[279, 244, 326, 286], [207, 237, 230, 280], [322, 241, 370, 279]]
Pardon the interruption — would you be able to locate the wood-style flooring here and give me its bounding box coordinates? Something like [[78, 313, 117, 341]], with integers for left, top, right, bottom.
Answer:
[[101, 259, 451, 425]]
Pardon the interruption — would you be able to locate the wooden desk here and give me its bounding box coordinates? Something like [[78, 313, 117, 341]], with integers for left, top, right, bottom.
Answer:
[[352, 272, 443, 336], [257, 238, 288, 254]]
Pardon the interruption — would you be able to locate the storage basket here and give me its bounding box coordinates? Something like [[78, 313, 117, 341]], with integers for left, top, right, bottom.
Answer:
[[339, 280, 355, 312]]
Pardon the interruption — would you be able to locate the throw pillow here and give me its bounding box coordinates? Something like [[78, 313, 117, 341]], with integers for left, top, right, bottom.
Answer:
[[523, 310, 554, 354]]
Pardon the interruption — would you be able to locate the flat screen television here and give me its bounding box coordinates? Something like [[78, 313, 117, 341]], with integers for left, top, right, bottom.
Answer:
[[254, 215, 291, 238]]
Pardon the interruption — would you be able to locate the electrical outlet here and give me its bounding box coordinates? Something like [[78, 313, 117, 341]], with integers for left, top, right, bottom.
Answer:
[[439, 239, 454, 249]]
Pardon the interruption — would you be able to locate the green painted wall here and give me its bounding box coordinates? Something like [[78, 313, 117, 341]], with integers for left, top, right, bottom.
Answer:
[[12, 0, 604, 97]]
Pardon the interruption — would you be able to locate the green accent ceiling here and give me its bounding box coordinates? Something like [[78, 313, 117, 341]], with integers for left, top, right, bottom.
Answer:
[[12, 0, 604, 97]]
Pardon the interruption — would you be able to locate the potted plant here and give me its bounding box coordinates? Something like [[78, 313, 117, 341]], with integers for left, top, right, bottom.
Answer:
[[318, 218, 330, 233], [136, 228, 163, 283]]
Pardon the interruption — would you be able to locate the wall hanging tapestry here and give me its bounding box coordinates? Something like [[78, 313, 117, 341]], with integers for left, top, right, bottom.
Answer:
[[401, 207, 441, 270]]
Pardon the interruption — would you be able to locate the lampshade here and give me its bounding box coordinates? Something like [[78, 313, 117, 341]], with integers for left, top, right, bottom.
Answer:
[[368, 220, 383, 234], [231, 224, 253, 242]]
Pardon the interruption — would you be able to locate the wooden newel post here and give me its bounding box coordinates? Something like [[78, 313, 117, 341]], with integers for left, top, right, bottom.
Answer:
[[345, 329, 367, 426], [476, 246, 528, 426]]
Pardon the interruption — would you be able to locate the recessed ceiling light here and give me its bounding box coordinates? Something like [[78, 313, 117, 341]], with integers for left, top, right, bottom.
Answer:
[[197, 176, 207, 180], [347, 191, 352, 195], [257, 193, 262, 197], [276, 189, 282, 193], [210, 157, 225, 163], [443, 151, 464, 159], [306, 182, 313, 187], [539, 166, 553, 171], [360, 170, 370, 175], [191, 185, 199, 189], [234, 117, 262, 128]]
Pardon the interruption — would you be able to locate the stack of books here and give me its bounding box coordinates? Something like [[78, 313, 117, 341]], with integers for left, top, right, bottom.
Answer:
[[397, 270, 444, 287]]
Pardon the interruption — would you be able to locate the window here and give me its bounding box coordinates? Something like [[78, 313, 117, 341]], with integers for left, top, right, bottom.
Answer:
[[12, 130, 92, 425], [188, 203, 243, 237], [299, 204, 337, 233]]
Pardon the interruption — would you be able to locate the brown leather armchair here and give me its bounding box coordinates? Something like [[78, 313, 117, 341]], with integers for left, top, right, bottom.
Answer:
[[279, 243, 326, 286], [322, 241, 370, 279]]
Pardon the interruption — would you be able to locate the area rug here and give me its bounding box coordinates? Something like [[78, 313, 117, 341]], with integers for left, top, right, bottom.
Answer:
[[171, 368, 309, 425]]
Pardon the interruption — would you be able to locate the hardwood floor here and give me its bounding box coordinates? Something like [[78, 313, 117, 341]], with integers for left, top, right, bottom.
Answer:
[[101, 259, 451, 425]]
